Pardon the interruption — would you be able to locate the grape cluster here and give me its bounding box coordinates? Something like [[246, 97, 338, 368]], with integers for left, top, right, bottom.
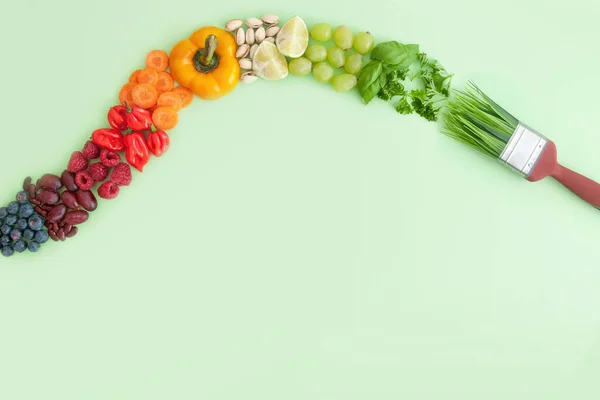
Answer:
[[289, 23, 374, 92], [0, 191, 49, 257]]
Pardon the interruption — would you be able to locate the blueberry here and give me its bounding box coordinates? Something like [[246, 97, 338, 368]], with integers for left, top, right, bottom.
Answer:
[[27, 241, 41, 252], [5, 215, 17, 226], [34, 230, 49, 244], [16, 191, 29, 204], [1, 246, 14, 257], [17, 218, 28, 230], [12, 240, 27, 253], [10, 229, 22, 241], [18, 203, 34, 219], [28, 214, 44, 231], [0, 235, 10, 246], [0, 207, 7, 219], [22, 229, 35, 241], [7, 201, 19, 214], [0, 224, 11, 235]]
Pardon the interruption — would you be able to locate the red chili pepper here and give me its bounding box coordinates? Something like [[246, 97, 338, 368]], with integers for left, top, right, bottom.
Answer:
[[146, 127, 170, 157], [107, 105, 128, 130], [125, 103, 153, 131], [91, 128, 125, 152], [124, 131, 150, 172]]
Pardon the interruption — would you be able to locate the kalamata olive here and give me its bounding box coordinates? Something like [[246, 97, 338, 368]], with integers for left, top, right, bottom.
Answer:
[[76, 190, 97, 212], [61, 170, 78, 192], [47, 204, 67, 222], [64, 210, 89, 225], [38, 173, 63, 191], [36, 189, 60, 205], [60, 191, 80, 209]]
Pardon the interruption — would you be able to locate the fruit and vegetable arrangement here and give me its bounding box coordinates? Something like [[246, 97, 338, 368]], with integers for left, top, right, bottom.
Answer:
[[5, 14, 593, 259]]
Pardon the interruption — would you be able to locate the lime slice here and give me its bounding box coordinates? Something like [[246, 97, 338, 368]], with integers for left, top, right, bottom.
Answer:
[[275, 16, 309, 58], [252, 41, 289, 81]]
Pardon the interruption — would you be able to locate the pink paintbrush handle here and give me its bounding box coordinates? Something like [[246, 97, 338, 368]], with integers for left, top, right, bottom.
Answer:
[[551, 164, 600, 208]]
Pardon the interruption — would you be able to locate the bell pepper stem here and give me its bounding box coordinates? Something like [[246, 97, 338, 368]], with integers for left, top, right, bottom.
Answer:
[[193, 34, 220, 73], [200, 35, 218, 65]]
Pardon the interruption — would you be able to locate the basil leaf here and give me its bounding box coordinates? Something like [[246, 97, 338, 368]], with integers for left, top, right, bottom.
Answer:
[[370, 41, 419, 67], [357, 60, 384, 104]]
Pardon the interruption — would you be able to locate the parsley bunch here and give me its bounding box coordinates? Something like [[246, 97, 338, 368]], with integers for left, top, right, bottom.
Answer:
[[357, 42, 454, 122]]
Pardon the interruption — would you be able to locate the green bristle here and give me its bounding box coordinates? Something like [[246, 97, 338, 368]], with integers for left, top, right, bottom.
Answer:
[[441, 82, 519, 159]]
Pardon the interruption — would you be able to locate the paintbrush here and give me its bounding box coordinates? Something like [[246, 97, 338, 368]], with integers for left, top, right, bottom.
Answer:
[[441, 82, 600, 209]]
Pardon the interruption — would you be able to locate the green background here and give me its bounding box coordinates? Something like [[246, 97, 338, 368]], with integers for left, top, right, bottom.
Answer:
[[1, 0, 599, 398]]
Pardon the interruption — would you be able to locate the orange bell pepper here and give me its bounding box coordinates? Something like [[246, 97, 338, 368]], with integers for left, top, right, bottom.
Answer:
[[169, 26, 240, 100]]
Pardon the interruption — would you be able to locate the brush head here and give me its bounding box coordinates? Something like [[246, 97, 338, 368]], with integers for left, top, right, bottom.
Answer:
[[441, 82, 519, 159]]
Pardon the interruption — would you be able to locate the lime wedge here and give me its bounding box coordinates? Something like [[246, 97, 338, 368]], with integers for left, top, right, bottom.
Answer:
[[275, 16, 309, 58], [252, 41, 289, 81]]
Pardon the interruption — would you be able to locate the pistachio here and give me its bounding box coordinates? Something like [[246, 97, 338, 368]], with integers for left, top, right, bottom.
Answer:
[[235, 27, 245, 46], [246, 28, 255, 45], [241, 71, 258, 84], [225, 19, 243, 32], [249, 43, 258, 59], [255, 26, 266, 43], [245, 17, 262, 29], [264, 37, 275, 43], [266, 26, 280, 37], [235, 43, 250, 59], [239, 58, 252, 70], [262, 14, 279, 26]]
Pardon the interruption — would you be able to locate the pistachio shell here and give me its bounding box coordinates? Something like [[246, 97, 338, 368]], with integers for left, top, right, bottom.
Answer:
[[245, 17, 262, 29], [255, 26, 266, 43], [239, 58, 252, 70], [235, 27, 245, 46], [262, 14, 279, 26], [249, 44, 258, 59], [225, 19, 243, 32], [266, 26, 280, 37], [246, 28, 255, 45], [241, 72, 258, 84], [235, 43, 250, 59]]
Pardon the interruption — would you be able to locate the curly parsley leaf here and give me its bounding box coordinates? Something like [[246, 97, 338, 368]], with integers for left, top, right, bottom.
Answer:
[[395, 96, 413, 115]]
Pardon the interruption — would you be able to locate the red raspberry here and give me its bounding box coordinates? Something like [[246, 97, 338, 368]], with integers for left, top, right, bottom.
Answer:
[[100, 149, 121, 167], [82, 140, 100, 160], [97, 180, 120, 199], [74, 170, 94, 191], [67, 151, 88, 173], [88, 162, 108, 182], [110, 163, 132, 186]]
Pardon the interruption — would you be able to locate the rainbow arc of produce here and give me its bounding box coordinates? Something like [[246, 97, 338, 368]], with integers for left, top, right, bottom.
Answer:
[[1, 15, 598, 259]]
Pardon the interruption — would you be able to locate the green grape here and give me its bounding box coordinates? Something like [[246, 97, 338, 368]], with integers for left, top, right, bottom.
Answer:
[[353, 32, 374, 54], [333, 25, 354, 50], [310, 23, 332, 42], [289, 57, 312, 76], [332, 74, 358, 92], [327, 47, 345, 68], [344, 53, 363, 75], [313, 62, 334, 83], [304, 44, 327, 63]]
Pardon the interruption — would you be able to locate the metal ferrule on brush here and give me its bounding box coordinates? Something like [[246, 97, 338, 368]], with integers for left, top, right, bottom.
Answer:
[[499, 123, 548, 177]]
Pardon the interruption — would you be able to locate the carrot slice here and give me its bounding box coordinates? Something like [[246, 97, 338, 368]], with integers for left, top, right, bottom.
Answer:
[[152, 106, 178, 130], [137, 67, 158, 86], [131, 83, 158, 109], [155, 71, 174, 92], [129, 69, 141, 83], [145, 50, 169, 72], [157, 91, 183, 111], [172, 86, 194, 108], [119, 82, 137, 106]]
